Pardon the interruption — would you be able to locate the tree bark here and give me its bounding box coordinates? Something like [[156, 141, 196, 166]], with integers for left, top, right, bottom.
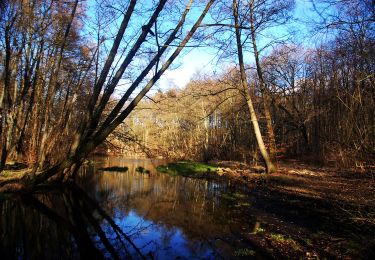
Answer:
[[233, 0, 276, 173], [249, 0, 277, 164]]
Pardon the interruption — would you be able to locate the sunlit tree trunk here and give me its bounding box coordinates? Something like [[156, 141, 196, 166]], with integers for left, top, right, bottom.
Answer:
[[33, 0, 215, 186], [248, 0, 277, 164], [233, 0, 276, 173], [0, 22, 12, 169], [37, 0, 79, 169]]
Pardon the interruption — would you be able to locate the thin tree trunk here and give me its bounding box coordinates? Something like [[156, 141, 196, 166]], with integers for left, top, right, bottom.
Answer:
[[35, 0, 214, 187], [249, 0, 277, 164], [37, 0, 79, 168], [233, 0, 276, 173]]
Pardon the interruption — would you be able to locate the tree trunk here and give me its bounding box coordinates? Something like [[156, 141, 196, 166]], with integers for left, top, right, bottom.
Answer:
[[233, 0, 276, 173], [249, 1, 277, 164]]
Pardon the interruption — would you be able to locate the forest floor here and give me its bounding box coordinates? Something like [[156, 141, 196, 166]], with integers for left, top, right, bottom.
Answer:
[[210, 160, 375, 259]]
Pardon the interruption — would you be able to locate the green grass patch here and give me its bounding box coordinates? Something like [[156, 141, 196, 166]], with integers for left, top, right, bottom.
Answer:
[[156, 161, 217, 177], [98, 166, 128, 172]]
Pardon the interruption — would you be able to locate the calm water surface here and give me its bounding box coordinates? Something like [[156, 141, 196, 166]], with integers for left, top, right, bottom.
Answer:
[[0, 157, 258, 259]]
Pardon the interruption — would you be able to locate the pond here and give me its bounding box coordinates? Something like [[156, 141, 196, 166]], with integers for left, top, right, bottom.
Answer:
[[0, 157, 259, 259]]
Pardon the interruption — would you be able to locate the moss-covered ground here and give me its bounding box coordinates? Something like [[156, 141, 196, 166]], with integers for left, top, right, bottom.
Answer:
[[156, 161, 217, 178]]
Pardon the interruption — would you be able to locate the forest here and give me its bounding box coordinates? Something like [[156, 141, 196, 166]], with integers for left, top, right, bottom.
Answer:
[[0, 0, 374, 259]]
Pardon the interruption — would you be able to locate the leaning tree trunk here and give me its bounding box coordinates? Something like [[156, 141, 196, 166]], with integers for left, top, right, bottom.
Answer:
[[233, 0, 276, 173], [0, 0, 216, 192], [249, 1, 277, 164]]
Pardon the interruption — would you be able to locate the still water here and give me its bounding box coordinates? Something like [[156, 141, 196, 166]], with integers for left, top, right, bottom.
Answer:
[[0, 157, 257, 259]]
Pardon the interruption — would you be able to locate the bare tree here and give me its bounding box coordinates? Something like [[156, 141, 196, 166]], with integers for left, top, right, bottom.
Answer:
[[232, 0, 276, 173], [0, 0, 216, 191]]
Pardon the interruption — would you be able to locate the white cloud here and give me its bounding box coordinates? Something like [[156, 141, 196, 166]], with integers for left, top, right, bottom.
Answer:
[[158, 48, 216, 90]]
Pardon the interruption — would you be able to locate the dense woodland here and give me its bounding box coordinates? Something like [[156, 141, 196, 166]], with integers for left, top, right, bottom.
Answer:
[[111, 0, 374, 169], [0, 0, 374, 188], [0, 1, 374, 258], [126, 39, 375, 167]]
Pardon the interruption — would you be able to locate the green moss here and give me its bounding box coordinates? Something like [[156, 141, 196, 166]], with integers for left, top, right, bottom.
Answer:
[[156, 161, 217, 177], [0, 162, 29, 182], [0, 168, 30, 180], [98, 166, 128, 172], [156, 165, 173, 174]]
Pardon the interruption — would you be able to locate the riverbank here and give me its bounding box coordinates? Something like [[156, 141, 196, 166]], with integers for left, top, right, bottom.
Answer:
[[237, 163, 374, 259], [2, 159, 374, 258], [156, 160, 375, 258]]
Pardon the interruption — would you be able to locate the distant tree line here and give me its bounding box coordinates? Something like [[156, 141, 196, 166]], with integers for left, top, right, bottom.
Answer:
[[125, 0, 374, 168], [0, 0, 373, 190]]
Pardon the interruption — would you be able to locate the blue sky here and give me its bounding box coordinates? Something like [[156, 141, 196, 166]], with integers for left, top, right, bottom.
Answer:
[[158, 0, 321, 90], [83, 0, 324, 92]]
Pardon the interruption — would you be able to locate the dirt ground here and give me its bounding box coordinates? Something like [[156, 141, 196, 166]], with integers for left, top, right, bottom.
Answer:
[[213, 160, 375, 259]]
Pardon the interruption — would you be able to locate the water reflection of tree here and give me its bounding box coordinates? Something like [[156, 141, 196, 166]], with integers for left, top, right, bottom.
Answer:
[[1, 159, 259, 259], [77, 162, 254, 254], [0, 184, 145, 259]]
